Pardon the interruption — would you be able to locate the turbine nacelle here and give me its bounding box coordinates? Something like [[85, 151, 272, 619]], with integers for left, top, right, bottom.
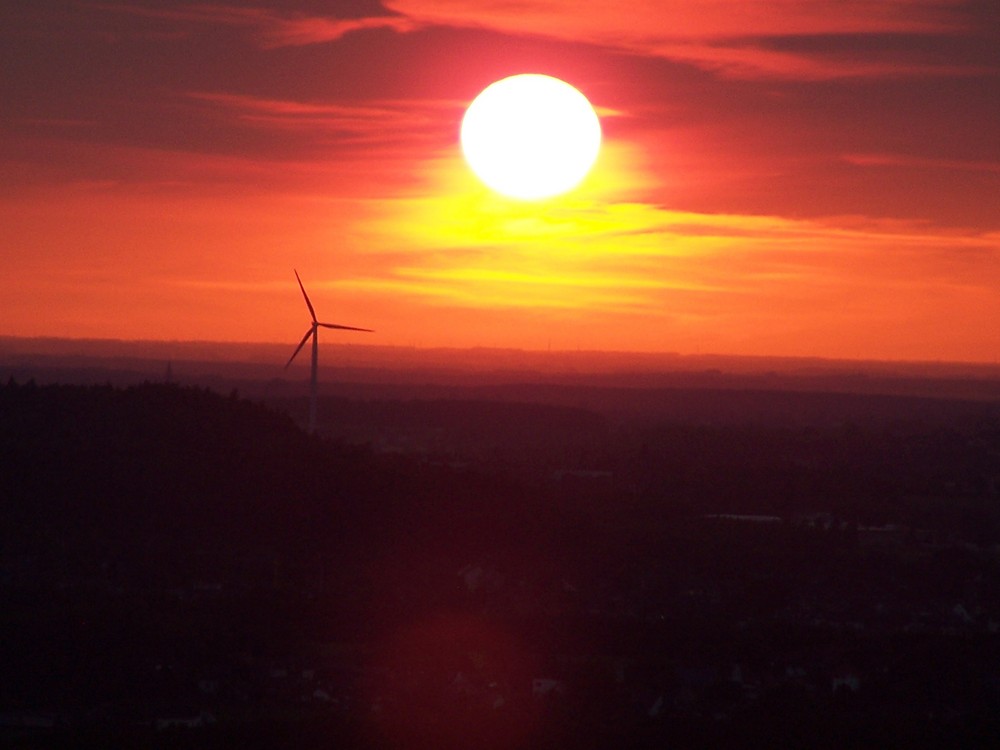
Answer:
[[285, 269, 373, 433], [285, 322, 374, 370], [285, 270, 373, 369]]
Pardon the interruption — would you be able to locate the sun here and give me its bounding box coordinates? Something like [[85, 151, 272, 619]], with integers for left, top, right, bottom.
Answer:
[[461, 74, 602, 201]]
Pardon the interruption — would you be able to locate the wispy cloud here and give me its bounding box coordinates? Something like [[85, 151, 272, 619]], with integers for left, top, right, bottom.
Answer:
[[385, 0, 991, 80], [843, 152, 1000, 174], [387, 0, 967, 38], [185, 91, 460, 143], [350, 154, 1000, 326], [86, 1, 995, 80], [91, 2, 418, 47], [639, 42, 993, 81], [89, 1, 990, 79]]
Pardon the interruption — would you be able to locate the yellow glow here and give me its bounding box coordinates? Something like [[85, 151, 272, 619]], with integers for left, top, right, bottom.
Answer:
[[460, 74, 601, 200]]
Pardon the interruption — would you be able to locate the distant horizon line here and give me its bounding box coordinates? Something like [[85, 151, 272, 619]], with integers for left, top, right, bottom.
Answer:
[[2, 334, 999, 374]]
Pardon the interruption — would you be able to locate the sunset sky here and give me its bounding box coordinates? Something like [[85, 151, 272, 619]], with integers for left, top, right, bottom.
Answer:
[[3, 1, 999, 362]]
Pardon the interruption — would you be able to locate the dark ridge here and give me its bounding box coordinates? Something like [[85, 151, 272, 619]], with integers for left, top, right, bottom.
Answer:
[[0, 380, 377, 548]]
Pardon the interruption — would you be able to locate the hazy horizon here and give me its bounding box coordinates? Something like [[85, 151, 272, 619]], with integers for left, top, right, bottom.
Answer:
[[4, 335, 1000, 393]]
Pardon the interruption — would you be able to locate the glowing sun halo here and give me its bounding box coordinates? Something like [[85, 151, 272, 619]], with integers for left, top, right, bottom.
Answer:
[[461, 74, 602, 201]]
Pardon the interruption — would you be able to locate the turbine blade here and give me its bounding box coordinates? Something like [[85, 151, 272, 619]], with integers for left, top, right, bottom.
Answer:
[[285, 328, 314, 369], [294, 269, 318, 323], [317, 322, 374, 332]]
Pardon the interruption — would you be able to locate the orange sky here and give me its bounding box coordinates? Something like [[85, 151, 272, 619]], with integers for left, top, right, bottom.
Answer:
[[2, 0, 999, 362]]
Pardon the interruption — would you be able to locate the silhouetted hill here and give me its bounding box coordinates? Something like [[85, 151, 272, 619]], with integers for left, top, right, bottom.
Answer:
[[0, 380, 381, 555], [0, 380, 557, 588], [303, 383, 1000, 430]]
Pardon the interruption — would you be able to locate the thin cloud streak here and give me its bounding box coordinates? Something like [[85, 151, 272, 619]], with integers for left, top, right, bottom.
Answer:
[[90, 1, 989, 79], [843, 152, 1000, 174], [90, 3, 419, 47], [386, 0, 967, 38], [385, 0, 985, 79], [354, 177, 1000, 326], [642, 42, 993, 80], [185, 91, 462, 144]]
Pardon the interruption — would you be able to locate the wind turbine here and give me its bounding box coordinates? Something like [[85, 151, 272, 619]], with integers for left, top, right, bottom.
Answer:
[[285, 269, 372, 433]]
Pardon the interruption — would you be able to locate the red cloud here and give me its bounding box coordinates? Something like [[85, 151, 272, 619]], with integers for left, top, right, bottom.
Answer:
[[384, 0, 984, 80], [387, 0, 966, 37], [90, 1, 991, 79], [642, 42, 993, 80], [90, 3, 418, 47]]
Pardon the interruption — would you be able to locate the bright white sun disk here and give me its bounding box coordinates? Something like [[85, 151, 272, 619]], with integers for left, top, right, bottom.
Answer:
[[461, 74, 602, 200]]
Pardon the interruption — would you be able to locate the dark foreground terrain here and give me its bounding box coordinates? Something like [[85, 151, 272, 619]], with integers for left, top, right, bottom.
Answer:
[[3, 377, 1000, 748]]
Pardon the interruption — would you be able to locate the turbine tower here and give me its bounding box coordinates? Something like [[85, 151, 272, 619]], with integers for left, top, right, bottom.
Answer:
[[285, 269, 372, 433]]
